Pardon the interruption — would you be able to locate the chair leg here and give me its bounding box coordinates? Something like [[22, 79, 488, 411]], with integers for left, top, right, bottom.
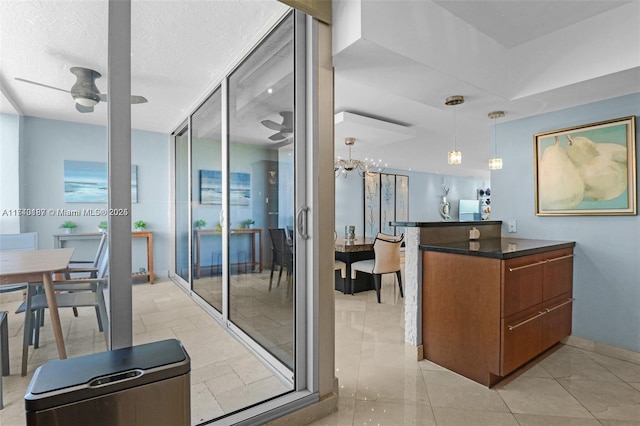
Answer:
[[0, 311, 9, 377], [373, 274, 382, 303], [269, 263, 276, 291], [277, 265, 284, 288], [396, 271, 404, 298]]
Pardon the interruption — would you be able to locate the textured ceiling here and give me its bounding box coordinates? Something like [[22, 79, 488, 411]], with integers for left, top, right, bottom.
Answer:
[[1, 0, 638, 178]]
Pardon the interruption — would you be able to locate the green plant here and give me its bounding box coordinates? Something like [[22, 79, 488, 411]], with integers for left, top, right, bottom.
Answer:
[[60, 221, 77, 229], [195, 219, 207, 228], [215, 221, 222, 231], [243, 218, 255, 225], [98, 221, 108, 230], [134, 220, 147, 230]]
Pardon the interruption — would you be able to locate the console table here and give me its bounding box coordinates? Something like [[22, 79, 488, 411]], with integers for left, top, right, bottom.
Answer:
[[53, 231, 154, 284], [194, 228, 263, 278]]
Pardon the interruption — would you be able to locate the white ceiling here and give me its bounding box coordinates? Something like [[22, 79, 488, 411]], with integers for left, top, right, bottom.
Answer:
[[1, 0, 638, 179]]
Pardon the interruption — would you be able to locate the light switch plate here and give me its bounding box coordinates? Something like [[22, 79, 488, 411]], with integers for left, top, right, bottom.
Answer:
[[507, 219, 517, 233]]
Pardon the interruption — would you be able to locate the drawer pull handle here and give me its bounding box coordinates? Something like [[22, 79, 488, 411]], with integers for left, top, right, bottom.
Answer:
[[546, 254, 574, 263], [508, 260, 547, 272], [507, 311, 546, 331], [545, 298, 574, 313]]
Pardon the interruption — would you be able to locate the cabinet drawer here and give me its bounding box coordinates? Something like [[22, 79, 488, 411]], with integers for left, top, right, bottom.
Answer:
[[501, 308, 543, 376], [502, 257, 545, 317], [543, 250, 574, 300], [542, 296, 573, 350]]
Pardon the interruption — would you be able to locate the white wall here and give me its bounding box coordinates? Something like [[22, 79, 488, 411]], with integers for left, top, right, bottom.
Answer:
[[492, 93, 640, 352], [18, 115, 170, 275]]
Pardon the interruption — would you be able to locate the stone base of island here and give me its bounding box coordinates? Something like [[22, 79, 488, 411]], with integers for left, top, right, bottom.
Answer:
[[391, 221, 575, 387]]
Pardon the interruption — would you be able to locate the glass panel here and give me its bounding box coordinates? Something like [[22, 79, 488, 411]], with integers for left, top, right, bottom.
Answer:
[[175, 127, 190, 282], [228, 15, 295, 370], [191, 89, 223, 312]]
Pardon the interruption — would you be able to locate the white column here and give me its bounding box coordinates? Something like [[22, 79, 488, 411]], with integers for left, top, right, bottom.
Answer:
[[404, 227, 421, 346]]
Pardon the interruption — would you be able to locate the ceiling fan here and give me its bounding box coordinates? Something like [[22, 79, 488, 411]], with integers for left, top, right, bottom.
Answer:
[[261, 111, 293, 141], [15, 66, 148, 113]]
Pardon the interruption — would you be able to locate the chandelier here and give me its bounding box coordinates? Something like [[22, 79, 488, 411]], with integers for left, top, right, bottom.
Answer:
[[334, 137, 386, 178]]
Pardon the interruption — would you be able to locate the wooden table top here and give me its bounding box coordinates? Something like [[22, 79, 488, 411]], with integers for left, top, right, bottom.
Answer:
[[334, 237, 375, 253], [0, 248, 74, 276]]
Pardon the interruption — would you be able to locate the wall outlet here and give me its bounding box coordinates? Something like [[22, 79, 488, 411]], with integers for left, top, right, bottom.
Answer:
[[507, 219, 517, 233]]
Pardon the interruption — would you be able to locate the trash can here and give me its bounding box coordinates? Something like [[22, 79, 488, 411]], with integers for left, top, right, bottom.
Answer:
[[25, 339, 190, 426]]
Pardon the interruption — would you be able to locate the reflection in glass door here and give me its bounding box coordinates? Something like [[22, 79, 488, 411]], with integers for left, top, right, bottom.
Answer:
[[228, 15, 295, 370], [191, 89, 223, 312], [174, 126, 190, 283]]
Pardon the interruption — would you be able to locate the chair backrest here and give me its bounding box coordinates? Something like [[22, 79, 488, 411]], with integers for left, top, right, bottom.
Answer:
[[92, 232, 108, 267], [0, 232, 38, 251], [372, 234, 403, 274], [375, 232, 403, 243], [269, 228, 291, 265], [96, 249, 110, 279]]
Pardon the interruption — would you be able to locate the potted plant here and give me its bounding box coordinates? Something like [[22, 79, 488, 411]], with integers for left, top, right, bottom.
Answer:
[[98, 221, 108, 233], [215, 221, 222, 231], [134, 220, 147, 231], [242, 219, 255, 229], [60, 220, 77, 234], [195, 219, 207, 230]]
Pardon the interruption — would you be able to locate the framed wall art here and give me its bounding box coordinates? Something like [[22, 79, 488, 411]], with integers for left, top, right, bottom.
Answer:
[[363, 172, 409, 238], [534, 116, 636, 216], [64, 160, 138, 203], [199, 170, 251, 206]]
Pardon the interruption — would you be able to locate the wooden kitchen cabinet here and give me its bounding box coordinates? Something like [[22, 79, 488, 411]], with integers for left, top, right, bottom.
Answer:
[[422, 240, 574, 387]]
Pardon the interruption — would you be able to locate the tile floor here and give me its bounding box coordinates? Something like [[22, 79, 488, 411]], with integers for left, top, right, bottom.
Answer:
[[2, 275, 640, 426], [0, 278, 291, 426], [312, 279, 640, 426]]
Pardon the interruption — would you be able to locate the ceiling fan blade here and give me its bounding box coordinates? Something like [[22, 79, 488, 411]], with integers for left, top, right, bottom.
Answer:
[[261, 119, 284, 132], [279, 111, 293, 128], [15, 77, 70, 94], [75, 103, 94, 113], [97, 94, 148, 104], [269, 132, 286, 141], [131, 95, 148, 104]]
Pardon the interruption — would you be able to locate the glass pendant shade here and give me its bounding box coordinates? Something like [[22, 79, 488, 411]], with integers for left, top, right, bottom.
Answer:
[[488, 157, 502, 169], [448, 150, 462, 165]]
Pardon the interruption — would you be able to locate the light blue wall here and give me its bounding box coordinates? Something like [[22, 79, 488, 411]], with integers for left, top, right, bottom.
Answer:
[[18, 116, 170, 275], [491, 93, 640, 352], [335, 169, 489, 235], [0, 113, 22, 233]]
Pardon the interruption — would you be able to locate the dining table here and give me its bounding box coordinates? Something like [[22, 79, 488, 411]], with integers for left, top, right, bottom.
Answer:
[[0, 248, 74, 365], [334, 236, 375, 294]]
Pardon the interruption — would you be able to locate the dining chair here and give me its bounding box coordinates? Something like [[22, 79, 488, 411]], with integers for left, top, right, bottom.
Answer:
[[0, 232, 39, 295], [16, 250, 109, 376], [350, 232, 404, 303], [0, 311, 7, 409], [268, 228, 293, 292]]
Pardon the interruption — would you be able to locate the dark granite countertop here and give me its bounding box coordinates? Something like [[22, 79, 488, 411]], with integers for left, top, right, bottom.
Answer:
[[419, 238, 575, 259], [391, 220, 502, 227]]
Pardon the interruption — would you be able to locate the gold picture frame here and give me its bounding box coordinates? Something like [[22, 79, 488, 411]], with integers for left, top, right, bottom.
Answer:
[[534, 116, 636, 216]]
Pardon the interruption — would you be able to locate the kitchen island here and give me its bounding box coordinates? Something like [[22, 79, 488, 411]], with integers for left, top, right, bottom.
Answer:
[[421, 237, 575, 386]]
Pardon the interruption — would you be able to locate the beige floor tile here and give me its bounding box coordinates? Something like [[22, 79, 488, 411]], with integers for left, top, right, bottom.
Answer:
[[631, 383, 640, 392], [497, 377, 594, 418], [422, 370, 510, 412], [585, 352, 640, 383], [539, 349, 624, 382], [356, 365, 429, 404], [417, 358, 449, 372], [558, 379, 640, 421], [306, 397, 355, 426], [190, 382, 225, 425], [360, 340, 422, 370], [598, 420, 640, 426], [432, 406, 519, 426], [514, 413, 604, 425], [352, 400, 436, 425], [215, 376, 292, 413]]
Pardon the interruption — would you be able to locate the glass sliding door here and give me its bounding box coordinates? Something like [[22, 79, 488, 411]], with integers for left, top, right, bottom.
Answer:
[[228, 14, 296, 370], [191, 89, 224, 312], [174, 126, 190, 283]]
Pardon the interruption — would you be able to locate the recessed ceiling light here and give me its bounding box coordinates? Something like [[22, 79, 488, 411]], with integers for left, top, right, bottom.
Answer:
[[267, 88, 273, 94]]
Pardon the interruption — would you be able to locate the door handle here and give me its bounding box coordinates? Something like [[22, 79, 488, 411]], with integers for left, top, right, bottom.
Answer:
[[297, 206, 309, 240]]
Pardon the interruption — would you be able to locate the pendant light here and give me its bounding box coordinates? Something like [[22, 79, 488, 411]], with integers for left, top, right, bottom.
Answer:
[[445, 95, 464, 165], [488, 111, 505, 170]]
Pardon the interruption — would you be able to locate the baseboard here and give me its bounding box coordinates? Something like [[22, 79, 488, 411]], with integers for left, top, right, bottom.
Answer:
[[563, 335, 640, 365]]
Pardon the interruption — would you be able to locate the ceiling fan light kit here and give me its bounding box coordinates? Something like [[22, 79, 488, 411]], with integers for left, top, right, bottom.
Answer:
[[445, 95, 464, 165], [488, 110, 505, 170], [15, 66, 148, 114]]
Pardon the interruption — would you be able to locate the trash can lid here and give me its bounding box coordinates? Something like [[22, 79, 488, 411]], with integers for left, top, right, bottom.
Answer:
[[25, 339, 190, 409]]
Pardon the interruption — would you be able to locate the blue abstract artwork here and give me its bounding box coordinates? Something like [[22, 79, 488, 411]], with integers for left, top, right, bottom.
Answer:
[[199, 170, 250, 206], [64, 160, 138, 203]]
